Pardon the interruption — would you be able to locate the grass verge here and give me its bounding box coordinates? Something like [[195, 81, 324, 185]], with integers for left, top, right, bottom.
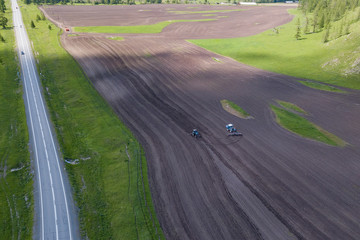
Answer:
[[220, 99, 252, 119], [0, 0, 33, 239], [190, 9, 360, 90], [299, 80, 346, 93], [74, 19, 216, 34], [21, 3, 164, 239], [276, 100, 307, 115], [270, 105, 345, 147]]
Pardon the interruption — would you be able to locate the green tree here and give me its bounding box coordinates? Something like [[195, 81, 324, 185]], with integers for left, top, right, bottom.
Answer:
[[344, 21, 351, 35], [0, 0, 6, 13], [303, 16, 309, 34], [31, 20, 35, 28], [48, 24, 52, 30], [36, 14, 41, 21], [295, 18, 301, 40], [322, 23, 331, 43], [0, 33, 5, 42], [0, 14, 7, 29], [312, 11, 318, 32]]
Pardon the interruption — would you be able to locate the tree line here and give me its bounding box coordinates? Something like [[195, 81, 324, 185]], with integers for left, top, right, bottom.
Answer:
[[298, 0, 360, 42]]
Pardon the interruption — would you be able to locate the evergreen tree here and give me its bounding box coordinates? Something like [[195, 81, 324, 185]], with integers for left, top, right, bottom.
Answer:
[[0, 14, 7, 28], [344, 21, 351, 35], [0, 0, 6, 13], [48, 24, 52, 30], [295, 18, 301, 40], [0, 33, 5, 42], [303, 16, 309, 34], [312, 12, 318, 32], [31, 20, 36, 28], [338, 18, 344, 38], [322, 23, 331, 43]]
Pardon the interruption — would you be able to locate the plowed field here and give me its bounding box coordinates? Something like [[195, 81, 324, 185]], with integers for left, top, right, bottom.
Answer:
[[43, 4, 360, 240]]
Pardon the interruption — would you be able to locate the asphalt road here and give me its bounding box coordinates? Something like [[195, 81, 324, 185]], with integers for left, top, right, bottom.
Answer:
[[11, 1, 79, 239]]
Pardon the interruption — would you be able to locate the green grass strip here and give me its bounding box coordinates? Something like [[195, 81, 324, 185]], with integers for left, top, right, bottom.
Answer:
[[21, 3, 164, 239], [74, 19, 216, 34], [220, 99, 252, 119], [270, 105, 346, 147], [190, 9, 360, 90], [0, 0, 33, 239], [299, 81, 346, 93], [276, 100, 307, 115]]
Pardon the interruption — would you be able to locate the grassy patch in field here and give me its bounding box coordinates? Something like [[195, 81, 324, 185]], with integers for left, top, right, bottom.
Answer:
[[212, 57, 221, 62], [220, 99, 252, 119], [190, 9, 360, 90], [74, 19, 216, 34], [0, 1, 33, 239], [271, 105, 345, 146], [107, 36, 124, 41], [168, 9, 244, 14], [276, 100, 307, 115], [299, 80, 346, 93], [21, 3, 164, 239]]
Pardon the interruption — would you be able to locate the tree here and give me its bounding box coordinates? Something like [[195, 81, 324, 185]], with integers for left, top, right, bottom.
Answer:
[[344, 21, 351, 35], [322, 23, 331, 43], [0, 33, 5, 42], [303, 16, 309, 34], [0, 0, 6, 13], [36, 14, 41, 21], [31, 20, 35, 28], [312, 11, 318, 32], [48, 24, 52, 30], [295, 18, 301, 40], [0, 14, 8, 29]]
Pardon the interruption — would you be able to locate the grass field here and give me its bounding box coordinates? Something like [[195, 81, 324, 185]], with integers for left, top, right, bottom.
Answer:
[[220, 99, 252, 119], [299, 80, 346, 93], [0, 0, 33, 239], [276, 100, 307, 115], [190, 8, 360, 90], [271, 104, 345, 147], [20, 3, 164, 239], [74, 19, 215, 34]]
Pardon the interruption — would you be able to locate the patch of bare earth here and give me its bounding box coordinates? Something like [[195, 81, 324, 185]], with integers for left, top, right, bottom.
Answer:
[[43, 4, 360, 240]]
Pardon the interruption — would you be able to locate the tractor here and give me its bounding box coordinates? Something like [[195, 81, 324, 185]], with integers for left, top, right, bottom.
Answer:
[[226, 124, 243, 136], [226, 124, 237, 133], [191, 129, 201, 138]]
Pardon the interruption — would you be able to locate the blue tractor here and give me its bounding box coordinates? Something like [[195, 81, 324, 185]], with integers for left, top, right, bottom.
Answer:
[[226, 124, 237, 133], [226, 124, 243, 136], [191, 129, 201, 138]]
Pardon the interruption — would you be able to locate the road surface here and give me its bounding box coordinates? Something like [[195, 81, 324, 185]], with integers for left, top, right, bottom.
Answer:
[[11, 1, 79, 239]]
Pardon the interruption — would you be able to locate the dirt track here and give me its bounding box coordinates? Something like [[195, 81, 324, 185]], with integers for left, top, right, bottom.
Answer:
[[43, 5, 360, 240]]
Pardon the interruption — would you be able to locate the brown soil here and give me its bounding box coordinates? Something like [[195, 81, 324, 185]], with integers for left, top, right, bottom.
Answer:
[[43, 4, 360, 240]]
